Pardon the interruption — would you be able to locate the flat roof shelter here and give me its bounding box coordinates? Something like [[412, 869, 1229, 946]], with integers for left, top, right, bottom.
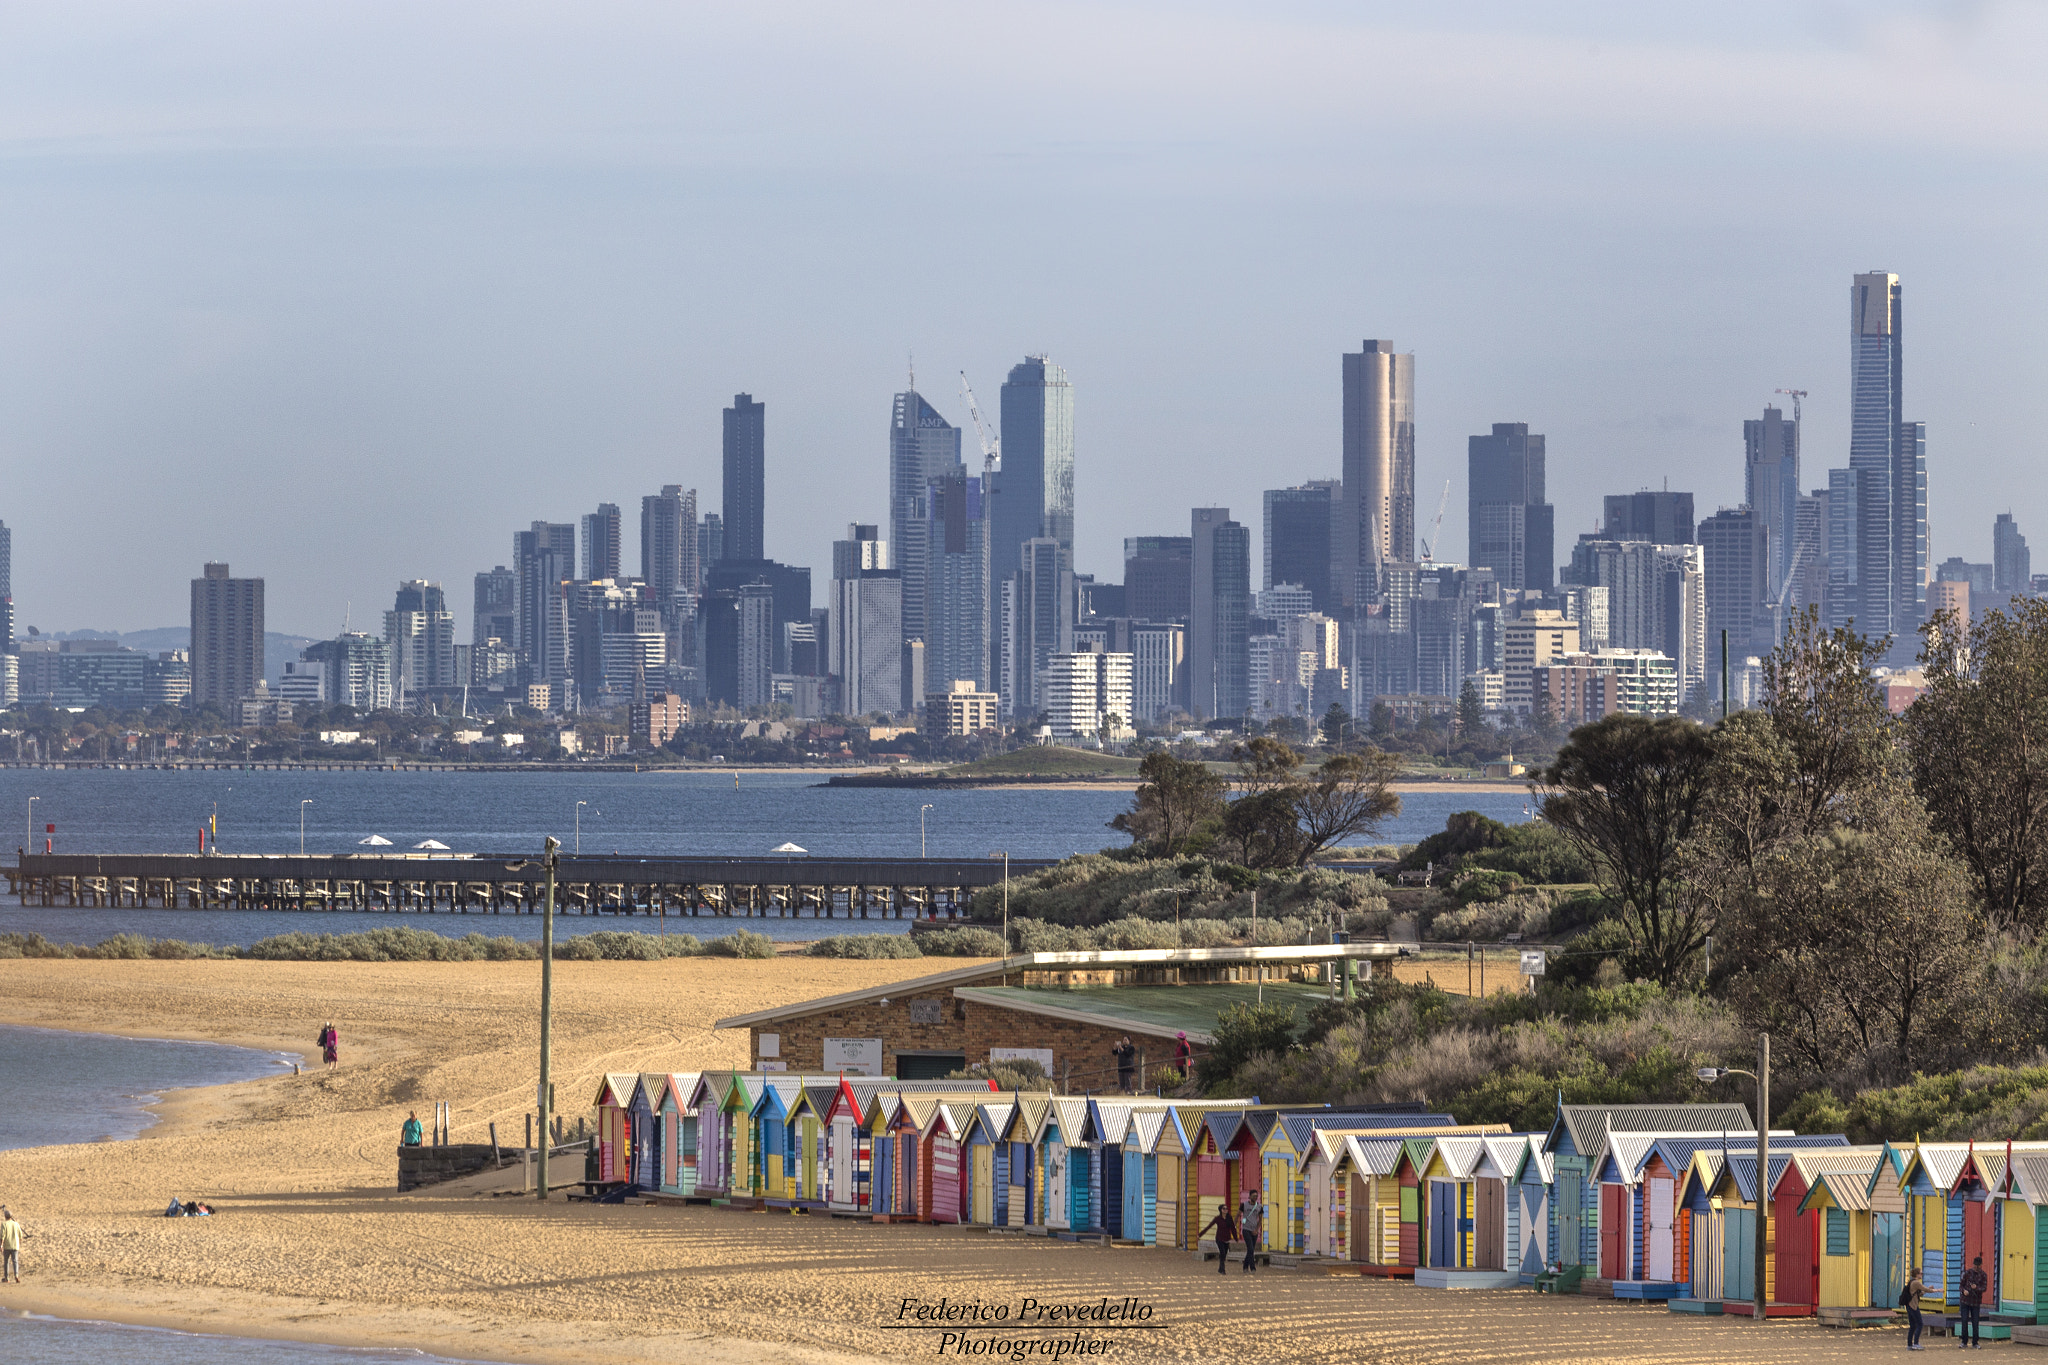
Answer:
[[714, 942, 1409, 1091]]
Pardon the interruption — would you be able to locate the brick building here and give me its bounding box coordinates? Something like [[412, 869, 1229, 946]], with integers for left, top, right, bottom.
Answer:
[[716, 943, 1404, 1087]]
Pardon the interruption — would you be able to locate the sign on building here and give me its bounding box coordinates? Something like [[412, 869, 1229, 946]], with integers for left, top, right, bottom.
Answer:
[[909, 999, 944, 1024], [823, 1037, 885, 1076], [757, 1033, 780, 1058], [1520, 950, 1547, 977]]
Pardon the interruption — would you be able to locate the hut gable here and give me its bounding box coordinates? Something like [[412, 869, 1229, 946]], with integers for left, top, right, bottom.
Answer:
[[1545, 1102, 1754, 1157], [595, 1073, 639, 1109]]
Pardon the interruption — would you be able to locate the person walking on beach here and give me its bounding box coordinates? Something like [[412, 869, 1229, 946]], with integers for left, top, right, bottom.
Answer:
[[1237, 1195, 1262, 1273], [401, 1111, 424, 1147], [1195, 1205, 1239, 1275], [318, 1022, 339, 1069], [1112, 1037, 1137, 1094], [1960, 1255, 1989, 1347], [1902, 1267, 1927, 1350], [1, 1207, 21, 1282]]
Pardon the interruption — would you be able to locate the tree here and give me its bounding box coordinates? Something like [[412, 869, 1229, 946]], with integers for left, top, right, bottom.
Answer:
[[1760, 606, 1895, 837], [1527, 688, 1562, 745], [1319, 703, 1352, 749], [1369, 701, 1395, 737], [1905, 598, 2048, 934], [1293, 749, 1403, 864], [1537, 713, 1717, 986], [1108, 751, 1227, 856], [1456, 679, 1486, 740]]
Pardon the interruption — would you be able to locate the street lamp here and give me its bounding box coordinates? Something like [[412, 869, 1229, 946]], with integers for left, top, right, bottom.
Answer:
[[920, 804, 933, 859], [575, 801, 588, 856], [507, 840, 561, 1200], [26, 796, 39, 853], [1698, 1031, 1770, 1324], [299, 800, 313, 856], [988, 850, 1010, 978]]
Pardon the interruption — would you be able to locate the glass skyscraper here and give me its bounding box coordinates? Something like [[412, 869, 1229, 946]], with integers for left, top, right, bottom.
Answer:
[[889, 389, 964, 644], [993, 355, 1074, 592]]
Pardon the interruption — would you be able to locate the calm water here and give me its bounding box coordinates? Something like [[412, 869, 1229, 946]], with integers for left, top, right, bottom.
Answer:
[[0, 1023, 288, 1149], [0, 1313, 488, 1364], [0, 769, 1531, 946]]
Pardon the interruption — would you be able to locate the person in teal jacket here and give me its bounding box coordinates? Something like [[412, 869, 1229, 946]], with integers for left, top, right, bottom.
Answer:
[[401, 1111, 424, 1147]]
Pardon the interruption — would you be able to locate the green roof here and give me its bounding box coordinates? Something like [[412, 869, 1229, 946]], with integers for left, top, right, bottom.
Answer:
[[954, 982, 1335, 1044]]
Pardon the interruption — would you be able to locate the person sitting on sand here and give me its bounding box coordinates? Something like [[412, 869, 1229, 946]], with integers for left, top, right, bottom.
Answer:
[[402, 1111, 424, 1147]]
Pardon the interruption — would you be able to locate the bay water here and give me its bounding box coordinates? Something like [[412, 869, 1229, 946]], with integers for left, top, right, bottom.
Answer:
[[0, 1313, 490, 1364]]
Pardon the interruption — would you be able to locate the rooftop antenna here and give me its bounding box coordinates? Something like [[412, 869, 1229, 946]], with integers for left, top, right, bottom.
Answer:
[[1774, 388, 1808, 423], [908, 353, 915, 393]]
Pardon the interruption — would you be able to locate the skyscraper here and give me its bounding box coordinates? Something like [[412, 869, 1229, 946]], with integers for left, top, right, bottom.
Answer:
[[723, 393, 766, 563], [1996, 513, 2032, 598], [889, 389, 965, 645], [1263, 484, 1336, 610], [1743, 405, 1801, 604], [385, 580, 457, 703], [512, 521, 575, 689], [925, 470, 991, 690], [1601, 491, 1695, 545], [1124, 536, 1193, 623], [1189, 508, 1250, 719], [472, 566, 516, 650], [189, 562, 265, 706], [1467, 423, 1554, 592], [641, 485, 700, 610], [1564, 541, 1706, 700], [828, 525, 902, 717], [1836, 270, 1927, 649], [581, 503, 622, 582], [1340, 340, 1415, 607], [992, 356, 1075, 606], [1698, 508, 1768, 675], [0, 519, 12, 655], [1003, 537, 1074, 718], [698, 513, 724, 570]]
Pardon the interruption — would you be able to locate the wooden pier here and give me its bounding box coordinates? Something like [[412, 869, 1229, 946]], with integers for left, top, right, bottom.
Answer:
[[4, 853, 1059, 920]]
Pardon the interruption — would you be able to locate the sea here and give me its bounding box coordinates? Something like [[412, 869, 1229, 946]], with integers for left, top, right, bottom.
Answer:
[[0, 1023, 290, 1149], [0, 768, 1533, 948]]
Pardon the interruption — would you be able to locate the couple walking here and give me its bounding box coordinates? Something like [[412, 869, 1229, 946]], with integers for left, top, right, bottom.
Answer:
[[1198, 1195, 1262, 1275]]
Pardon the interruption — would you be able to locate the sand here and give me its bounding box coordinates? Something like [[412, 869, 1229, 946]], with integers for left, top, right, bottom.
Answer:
[[0, 956, 1898, 1364]]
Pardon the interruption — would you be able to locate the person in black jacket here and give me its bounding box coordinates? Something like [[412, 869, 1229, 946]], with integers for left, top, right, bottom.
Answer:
[[1112, 1037, 1137, 1093], [1959, 1255, 1989, 1348]]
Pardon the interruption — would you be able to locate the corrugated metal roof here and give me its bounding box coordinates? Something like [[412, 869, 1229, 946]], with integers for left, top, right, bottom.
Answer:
[[1429, 1136, 1487, 1178], [686, 1071, 733, 1108], [2011, 1154, 2048, 1206], [596, 1072, 639, 1108], [1338, 1135, 1408, 1176], [974, 1102, 1015, 1143], [1799, 1169, 1873, 1214], [663, 1072, 702, 1112], [1521, 1141, 1554, 1185], [636, 1073, 669, 1111], [1131, 1107, 1169, 1154], [1090, 1101, 1138, 1145], [1203, 1110, 1248, 1153], [1049, 1098, 1091, 1145], [1480, 1135, 1537, 1183], [1547, 1103, 1755, 1156], [1244, 1111, 1287, 1145]]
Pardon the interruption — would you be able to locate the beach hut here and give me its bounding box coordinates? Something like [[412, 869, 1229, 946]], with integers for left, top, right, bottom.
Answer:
[[656, 1072, 701, 1197], [1089, 1100, 1153, 1240], [926, 1100, 974, 1224], [1797, 1145, 1909, 1317], [592, 1073, 639, 1185], [1037, 1098, 1092, 1232], [998, 1093, 1051, 1228], [1330, 1135, 1413, 1270], [778, 1084, 837, 1208], [821, 1078, 880, 1213], [686, 1072, 734, 1198], [966, 1101, 1015, 1226], [1123, 1108, 1169, 1245], [1592, 1130, 1833, 1289], [751, 1078, 805, 1205], [1257, 1112, 1455, 1255], [1516, 1137, 1552, 1282], [1413, 1133, 1537, 1287], [1542, 1102, 1755, 1279], [1994, 1152, 2048, 1320], [630, 1074, 668, 1191]]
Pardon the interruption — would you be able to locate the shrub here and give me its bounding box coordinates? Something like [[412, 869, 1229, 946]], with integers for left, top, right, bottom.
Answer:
[[703, 929, 776, 959], [1197, 1000, 1299, 1091], [961, 854, 1386, 929], [804, 935, 922, 959], [554, 930, 700, 961], [944, 1059, 1052, 1091], [915, 926, 1008, 957]]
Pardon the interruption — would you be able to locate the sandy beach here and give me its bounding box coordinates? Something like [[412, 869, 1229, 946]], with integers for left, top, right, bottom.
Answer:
[[0, 956, 1892, 1364]]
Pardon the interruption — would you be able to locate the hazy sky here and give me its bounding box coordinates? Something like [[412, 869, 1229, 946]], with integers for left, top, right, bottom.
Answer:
[[3, 1, 2045, 635]]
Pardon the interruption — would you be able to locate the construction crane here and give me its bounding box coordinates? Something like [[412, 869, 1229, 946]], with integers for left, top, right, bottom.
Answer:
[[958, 372, 999, 474], [1774, 388, 1808, 423], [1419, 479, 1451, 562]]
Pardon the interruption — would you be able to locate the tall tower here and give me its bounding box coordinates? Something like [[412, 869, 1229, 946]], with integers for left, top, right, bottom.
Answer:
[[1846, 271, 1924, 646], [1341, 340, 1415, 607], [1467, 423, 1553, 592], [889, 389, 965, 645], [581, 503, 622, 581], [1743, 405, 1801, 603], [993, 355, 1075, 590], [1189, 508, 1249, 719], [640, 486, 699, 607], [722, 393, 766, 562], [189, 562, 265, 706]]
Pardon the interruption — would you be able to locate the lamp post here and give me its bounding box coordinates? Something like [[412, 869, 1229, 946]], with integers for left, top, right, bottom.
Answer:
[[1697, 1031, 1770, 1322], [26, 796, 38, 852], [299, 800, 313, 856], [575, 801, 588, 856], [989, 850, 1010, 981], [920, 804, 933, 859]]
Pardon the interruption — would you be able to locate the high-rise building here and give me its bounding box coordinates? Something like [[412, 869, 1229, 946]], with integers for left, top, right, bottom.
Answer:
[[1743, 405, 1801, 606], [384, 580, 457, 704], [890, 390, 965, 646], [993, 355, 1075, 570], [1263, 484, 1336, 611], [1564, 541, 1706, 701], [1996, 513, 2032, 598], [0, 518, 11, 655], [472, 566, 516, 651], [1698, 508, 1768, 679], [189, 562, 264, 707], [1340, 340, 1415, 607], [698, 513, 724, 570], [512, 521, 575, 675], [723, 393, 766, 563], [1189, 508, 1250, 718], [641, 485, 700, 672], [1043, 648, 1134, 738], [1825, 465, 1892, 638], [301, 631, 390, 711], [1601, 491, 1695, 545], [581, 504, 622, 582], [1003, 537, 1075, 718], [926, 470, 991, 691], [828, 525, 902, 718], [1467, 423, 1554, 592], [1130, 622, 1185, 724], [1124, 537, 1193, 623], [1835, 271, 1927, 651]]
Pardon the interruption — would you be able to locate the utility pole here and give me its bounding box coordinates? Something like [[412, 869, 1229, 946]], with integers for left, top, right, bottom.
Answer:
[[537, 836, 559, 1201]]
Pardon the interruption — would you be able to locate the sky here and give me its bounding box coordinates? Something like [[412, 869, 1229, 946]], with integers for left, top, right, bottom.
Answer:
[[2, 1, 2045, 635]]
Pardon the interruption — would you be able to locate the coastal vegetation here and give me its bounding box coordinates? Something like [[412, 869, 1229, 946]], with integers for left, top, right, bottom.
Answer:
[[0, 924, 778, 962]]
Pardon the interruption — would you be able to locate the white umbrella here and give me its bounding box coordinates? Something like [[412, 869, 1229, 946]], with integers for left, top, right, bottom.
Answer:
[[357, 834, 393, 846], [413, 839, 450, 850], [770, 842, 807, 854]]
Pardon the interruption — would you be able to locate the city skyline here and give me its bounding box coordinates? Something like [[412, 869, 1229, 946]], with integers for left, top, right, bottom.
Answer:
[[2, 7, 2042, 635]]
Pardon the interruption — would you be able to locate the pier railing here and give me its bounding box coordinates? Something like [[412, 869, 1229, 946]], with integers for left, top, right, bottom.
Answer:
[[5, 852, 1062, 920]]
